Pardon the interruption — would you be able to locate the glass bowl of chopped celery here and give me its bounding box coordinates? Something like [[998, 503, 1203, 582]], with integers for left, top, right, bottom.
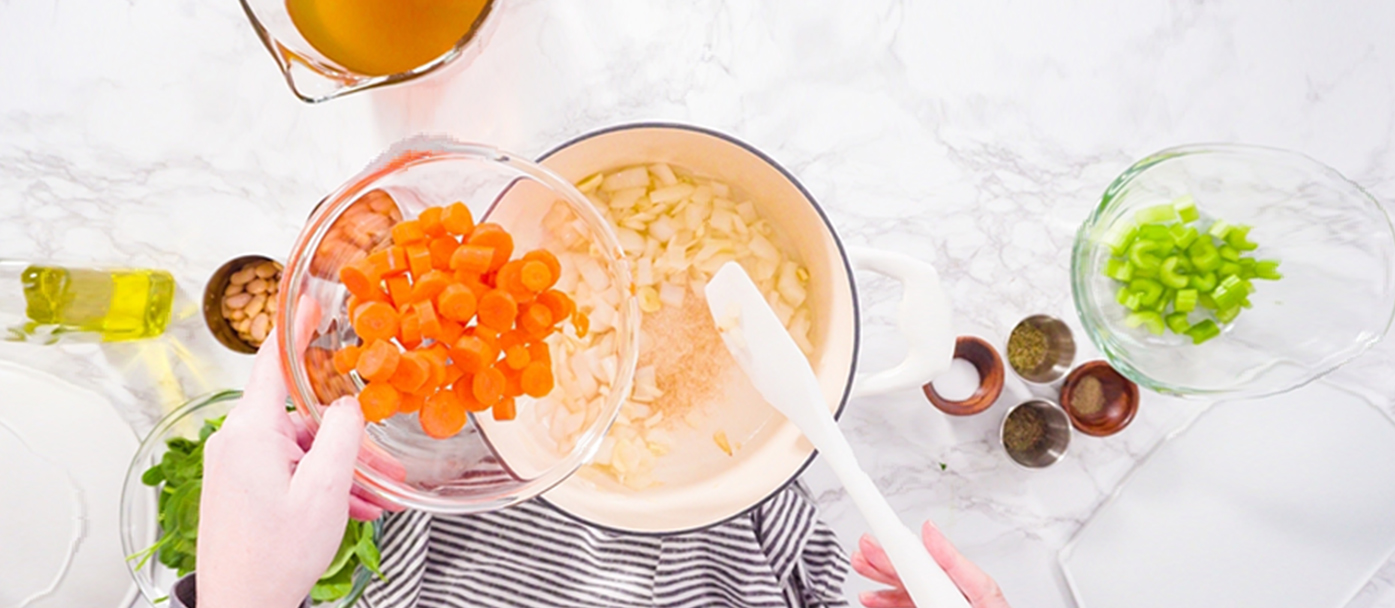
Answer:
[[120, 390, 382, 606], [1072, 144, 1395, 398]]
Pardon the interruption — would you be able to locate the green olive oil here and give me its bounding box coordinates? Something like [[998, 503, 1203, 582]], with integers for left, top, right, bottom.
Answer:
[[20, 266, 175, 341]]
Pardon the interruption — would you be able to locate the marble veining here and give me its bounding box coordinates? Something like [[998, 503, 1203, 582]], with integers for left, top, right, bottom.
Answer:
[[2, 1, 1394, 606]]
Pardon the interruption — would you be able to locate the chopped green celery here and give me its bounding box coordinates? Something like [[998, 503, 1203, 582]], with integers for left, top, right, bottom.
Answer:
[[1218, 261, 1242, 278], [1208, 219, 1235, 240], [1169, 224, 1199, 249], [1166, 312, 1192, 334], [1190, 272, 1218, 292], [1138, 223, 1174, 244], [1116, 286, 1133, 306], [1240, 297, 1253, 309], [1187, 239, 1221, 272], [1212, 275, 1247, 309], [1105, 258, 1134, 282], [1215, 305, 1242, 324], [1225, 225, 1258, 251], [1136, 203, 1181, 224], [1104, 222, 1139, 257], [1124, 311, 1166, 335], [1175, 289, 1199, 312], [1159, 256, 1190, 289], [1199, 292, 1218, 310], [1132, 264, 1159, 279], [1255, 260, 1283, 280], [1129, 278, 1165, 307], [1219, 245, 1240, 262], [1124, 292, 1145, 311], [1154, 288, 1176, 313], [1173, 195, 1200, 223], [1185, 319, 1221, 344], [1129, 240, 1165, 270]]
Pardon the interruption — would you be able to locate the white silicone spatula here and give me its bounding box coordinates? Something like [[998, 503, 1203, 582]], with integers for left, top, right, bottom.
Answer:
[[705, 262, 969, 608]]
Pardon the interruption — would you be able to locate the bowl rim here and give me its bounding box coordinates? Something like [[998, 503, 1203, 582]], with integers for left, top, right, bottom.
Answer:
[[531, 121, 861, 535], [1070, 143, 1395, 399]]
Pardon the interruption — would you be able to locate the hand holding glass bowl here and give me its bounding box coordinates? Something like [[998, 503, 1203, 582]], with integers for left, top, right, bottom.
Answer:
[[1072, 144, 1395, 398], [276, 136, 639, 514]]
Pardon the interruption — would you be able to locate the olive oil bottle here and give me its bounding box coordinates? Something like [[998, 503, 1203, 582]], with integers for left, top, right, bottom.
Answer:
[[2, 262, 174, 343]]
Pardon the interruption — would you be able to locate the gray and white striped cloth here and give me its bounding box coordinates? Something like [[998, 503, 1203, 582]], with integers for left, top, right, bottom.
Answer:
[[363, 482, 850, 608]]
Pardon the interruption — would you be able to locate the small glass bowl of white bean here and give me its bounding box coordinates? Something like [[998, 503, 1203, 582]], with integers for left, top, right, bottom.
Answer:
[[203, 254, 284, 353]]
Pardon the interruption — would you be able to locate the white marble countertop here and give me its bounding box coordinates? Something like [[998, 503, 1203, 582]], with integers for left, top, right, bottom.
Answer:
[[3, 1, 1395, 606]]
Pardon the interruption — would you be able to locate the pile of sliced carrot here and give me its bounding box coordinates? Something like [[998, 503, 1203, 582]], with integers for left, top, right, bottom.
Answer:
[[332, 201, 583, 439]]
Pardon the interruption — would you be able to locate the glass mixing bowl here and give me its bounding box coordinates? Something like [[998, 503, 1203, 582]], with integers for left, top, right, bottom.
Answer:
[[1072, 144, 1395, 398], [119, 390, 378, 607], [277, 136, 639, 513]]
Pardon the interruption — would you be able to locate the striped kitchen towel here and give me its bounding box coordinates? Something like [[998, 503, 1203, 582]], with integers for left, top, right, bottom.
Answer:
[[363, 482, 849, 608]]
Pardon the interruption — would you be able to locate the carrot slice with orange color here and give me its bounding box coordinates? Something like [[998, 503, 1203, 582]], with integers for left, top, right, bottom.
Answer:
[[416, 300, 443, 341], [536, 290, 574, 325], [403, 243, 431, 278], [420, 390, 467, 438], [466, 224, 513, 271], [504, 344, 531, 370], [411, 270, 451, 304], [385, 275, 412, 309], [418, 206, 446, 238], [493, 396, 517, 421], [502, 368, 524, 398], [332, 344, 361, 375], [519, 260, 553, 293], [339, 260, 379, 301], [359, 382, 401, 423], [527, 341, 550, 365], [437, 283, 477, 323], [520, 360, 554, 398], [449, 245, 494, 274], [391, 219, 426, 246], [522, 250, 561, 287], [454, 270, 491, 300], [353, 301, 400, 343], [495, 260, 534, 302], [398, 391, 426, 414], [441, 360, 465, 387], [456, 381, 490, 412], [428, 236, 459, 270], [356, 339, 401, 383], [438, 319, 464, 345], [519, 303, 554, 338], [477, 290, 518, 332], [473, 366, 506, 406], [389, 351, 430, 394], [441, 201, 475, 236], [398, 310, 422, 350], [367, 247, 410, 278], [450, 335, 494, 373]]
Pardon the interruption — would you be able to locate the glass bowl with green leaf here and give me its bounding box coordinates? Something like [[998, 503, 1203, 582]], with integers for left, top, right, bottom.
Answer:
[[120, 390, 383, 606]]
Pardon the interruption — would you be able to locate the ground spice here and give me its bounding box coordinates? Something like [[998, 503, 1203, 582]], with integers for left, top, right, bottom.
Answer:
[[1071, 375, 1105, 416], [1004, 406, 1046, 453], [1007, 323, 1049, 373], [639, 286, 733, 418]]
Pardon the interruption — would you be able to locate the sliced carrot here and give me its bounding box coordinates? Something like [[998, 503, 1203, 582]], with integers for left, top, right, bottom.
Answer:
[[477, 290, 518, 332], [428, 236, 459, 271], [339, 260, 380, 301], [522, 250, 561, 288], [493, 396, 517, 421], [536, 290, 574, 325], [480, 270, 498, 289], [353, 301, 400, 343], [527, 341, 550, 365], [410, 270, 451, 304], [389, 351, 431, 394], [416, 300, 443, 341], [519, 303, 554, 338], [450, 335, 494, 373], [497, 329, 528, 350], [420, 345, 448, 389], [356, 339, 401, 383], [502, 367, 524, 398], [466, 223, 514, 271], [398, 310, 422, 350], [332, 344, 361, 375], [473, 366, 506, 406], [449, 244, 494, 274], [454, 270, 492, 300], [385, 275, 413, 309], [455, 381, 491, 412], [391, 219, 426, 246], [573, 310, 589, 338], [504, 344, 531, 370], [359, 382, 400, 423], [441, 360, 465, 387], [437, 283, 478, 323], [520, 360, 554, 398], [398, 391, 426, 414], [367, 247, 409, 279], [405, 243, 432, 278], [418, 206, 447, 238], [495, 260, 534, 302], [441, 201, 475, 236], [438, 318, 464, 345], [420, 389, 467, 438], [519, 260, 554, 293]]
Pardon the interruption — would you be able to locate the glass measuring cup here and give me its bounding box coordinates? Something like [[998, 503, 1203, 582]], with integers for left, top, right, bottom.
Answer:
[[240, 0, 496, 103]]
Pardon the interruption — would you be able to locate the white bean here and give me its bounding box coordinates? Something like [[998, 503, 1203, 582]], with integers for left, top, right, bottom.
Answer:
[[224, 282, 243, 296], [250, 313, 270, 343], [229, 267, 256, 285], [245, 294, 267, 317], [247, 278, 268, 295], [224, 292, 252, 309], [255, 261, 279, 278]]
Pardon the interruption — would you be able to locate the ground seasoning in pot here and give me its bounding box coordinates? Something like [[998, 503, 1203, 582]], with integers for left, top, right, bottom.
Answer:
[[1007, 323, 1049, 373], [1004, 406, 1046, 453]]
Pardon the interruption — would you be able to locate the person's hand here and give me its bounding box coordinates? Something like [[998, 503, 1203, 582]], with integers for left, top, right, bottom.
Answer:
[[196, 297, 396, 607], [852, 520, 1010, 608]]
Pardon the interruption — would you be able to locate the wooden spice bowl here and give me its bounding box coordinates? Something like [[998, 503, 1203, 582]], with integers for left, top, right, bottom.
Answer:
[[1059, 360, 1139, 437], [203, 254, 278, 355], [923, 336, 1005, 416]]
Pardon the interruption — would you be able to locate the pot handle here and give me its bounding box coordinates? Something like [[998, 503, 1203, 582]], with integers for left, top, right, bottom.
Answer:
[[846, 247, 955, 398]]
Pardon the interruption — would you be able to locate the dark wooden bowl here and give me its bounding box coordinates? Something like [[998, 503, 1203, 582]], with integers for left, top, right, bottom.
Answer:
[[923, 336, 1005, 416], [1059, 360, 1139, 436]]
